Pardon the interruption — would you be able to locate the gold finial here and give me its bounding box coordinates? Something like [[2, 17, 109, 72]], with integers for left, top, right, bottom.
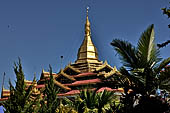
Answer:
[[75, 6, 100, 65], [85, 6, 90, 36], [86, 6, 89, 16]]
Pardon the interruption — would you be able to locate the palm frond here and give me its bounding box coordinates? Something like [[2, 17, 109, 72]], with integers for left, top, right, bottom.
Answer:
[[137, 24, 161, 68], [119, 67, 147, 94], [155, 57, 170, 74], [111, 39, 138, 69], [97, 89, 115, 112], [158, 67, 170, 91]]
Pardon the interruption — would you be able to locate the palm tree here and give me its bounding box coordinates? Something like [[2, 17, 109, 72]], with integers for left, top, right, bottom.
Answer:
[[110, 24, 170, 113], [111, 24, 170, 96], [64, 89, 117, 113], [158, 66, 170, 92], [97, 89, 117, 113], [70, 89, 98, 113]]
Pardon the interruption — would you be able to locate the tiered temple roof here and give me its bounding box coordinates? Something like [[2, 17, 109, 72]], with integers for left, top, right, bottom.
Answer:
[[0, 7, 120, 100], [34, 7, 120, 96], [0, 79, 42, 103]]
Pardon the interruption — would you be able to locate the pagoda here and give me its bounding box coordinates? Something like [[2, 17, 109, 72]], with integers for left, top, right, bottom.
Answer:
[[37, 7, 119, 96], [0, 8, 120, 99]]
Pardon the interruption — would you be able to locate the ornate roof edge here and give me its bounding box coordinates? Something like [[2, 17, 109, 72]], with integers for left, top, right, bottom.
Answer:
[[24, 79, 33, 83], [63, 64, 81, 73], [53, 79, 71, 90], [1, 87, 10, 98], [104, 66, 119, 78], [96, 60, 114, 72], [57, 69, 76, 81], [41, 69, 58, 78]]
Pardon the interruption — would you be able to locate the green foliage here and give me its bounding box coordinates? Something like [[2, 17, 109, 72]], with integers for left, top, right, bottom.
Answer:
[[111, 24, 170, 96], [134, 96, 170, 113], [3, 59, 39, 113], [162, 6, 170, 28], [162, 7, 170, 18], [56, 100, 77, 113], [158, 66, 170, 92], [97, 90, 117, 113], [39, 65, 59, 113], [156, 3, 170, 48], [65, 89, 117, 113], [137, 24, 161, 67], [110, 39, 138, 69], [111, 24, 170, 112]]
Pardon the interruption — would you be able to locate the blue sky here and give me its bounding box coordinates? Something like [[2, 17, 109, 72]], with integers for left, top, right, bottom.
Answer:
[[0, 106, 4, 112], [0, 0, 170, 93]]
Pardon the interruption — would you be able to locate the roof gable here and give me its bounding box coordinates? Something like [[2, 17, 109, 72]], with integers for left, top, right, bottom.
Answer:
[[96, 61, 114, 72], [63, 64, 81, 75], [40, 69, 57, 79], [56, 69, 76, 81], [103, 66, 119, 78]]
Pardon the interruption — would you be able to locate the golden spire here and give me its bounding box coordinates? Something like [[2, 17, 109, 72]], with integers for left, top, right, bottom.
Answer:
[[76, 7, 100, 64], [85, 7, 90, 36]]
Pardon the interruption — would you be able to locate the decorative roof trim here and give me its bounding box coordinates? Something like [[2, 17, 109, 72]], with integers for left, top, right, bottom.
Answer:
[[104, 66, 119, 78], [64, 64, 81, 73], [1, 87, 10, 97], [57, 69, 76, 81], [41, 69, 58, 78], [2, 87, 10, 92], [24, 79, 32, 83], [53, 79, 71, 90], [96, 60, 114, 72]]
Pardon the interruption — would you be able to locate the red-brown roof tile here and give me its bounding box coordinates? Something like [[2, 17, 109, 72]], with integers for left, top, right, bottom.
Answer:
[[0, 97, 8, 101], [36, 84, 45, 89], [58, 90, 80, 96], [73, 72, 97, 78], [58, 87, 116, 96], [97, 87, 113, 92], [2, 91, 10, 93], [64, 78, 101, 86]]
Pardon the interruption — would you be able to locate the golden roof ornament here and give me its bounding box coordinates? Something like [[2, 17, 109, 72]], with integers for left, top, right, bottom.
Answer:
[[75, 7, 100, 64], [42, 69, 45, 73], [85, 6, 90, 36]]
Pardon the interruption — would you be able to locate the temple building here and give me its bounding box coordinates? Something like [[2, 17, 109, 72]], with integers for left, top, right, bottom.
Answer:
[[0, 8, 121, 100]]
